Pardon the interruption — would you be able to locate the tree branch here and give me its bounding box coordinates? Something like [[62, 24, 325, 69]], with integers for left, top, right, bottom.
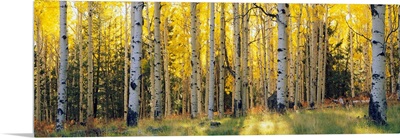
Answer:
[[345, 19, 372, 42]]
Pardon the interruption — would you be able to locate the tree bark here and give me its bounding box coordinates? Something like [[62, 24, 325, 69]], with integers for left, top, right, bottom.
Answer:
[[397, 6, 400, 101], [163, 16, 171, 116], [233, 3, 242, 118], [124, 2, 130, 122], [208, 3, 215, 120], [153, 2, 163, 120], [87, 1, 94, 127], [369, 4, 387, 126], [276, 3, 289, 114], [190, 2, 198, 119], [77, 11, 84, 124], [218, 3, 225, 118], [127, 2, 144, 127], [35, 16, 42, 122], [56, 1, 68, 132]]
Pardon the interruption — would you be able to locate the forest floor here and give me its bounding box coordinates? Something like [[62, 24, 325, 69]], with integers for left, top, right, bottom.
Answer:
[[35, 102, 400, 137]]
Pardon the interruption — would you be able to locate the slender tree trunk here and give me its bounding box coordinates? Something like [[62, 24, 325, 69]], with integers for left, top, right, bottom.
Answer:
[[87, 1, 94, 127], [322, 5, 328, 106], [196, 7, 203, 116], [77, 11, 84, 124], [241, 3, 249, 116], [190, 2, 198, 119], [310, 4, 318, 107], [35, 17, 42, 122], [295, 4, 303, 109], [276, 3, 289, 114], [317, 15, 323, 107], [348, 5, 354, 99], [369, 4, 387, 125], [127, 2, 144, 127], [233, 3, 242, 118], [153, 2, 163, 120], [124, 2, 130, 122], [163, 16, 171, 116], [56, 1, 68, 132], [218, 3, 225, 118], [208, 3, 215, 120]]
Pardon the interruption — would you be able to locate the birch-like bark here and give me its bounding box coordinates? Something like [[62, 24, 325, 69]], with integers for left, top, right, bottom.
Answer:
[[241, 3, 249, 115], [153, 2, 162, 120], [310, 4, 317, 107], [218, 3, 225, 118], [233, 3, 242, 118], [190, 2, 198, 119], [56, 1, 68, 132], [163, 17, 171, 116], [208, 3, 215, 120], [35, 17, 41, 122], [123, 3, 130, 122], [317, 15, 324, 107], [388, 6, 395, 97], [295, 4, 303, 109], [87, 1, 94, 127], [369, 4, 387, 125], [276, 3, 289, 113], [127, 2, 144, 127], [77, 11, 84, 124]]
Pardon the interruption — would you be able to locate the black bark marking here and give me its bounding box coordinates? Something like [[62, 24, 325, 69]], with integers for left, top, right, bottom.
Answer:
[[62, 35, 67, 40], [127, 109, 138, 127], [377, 52, 385, 57], [278, 71, 282, 74], [372, 40, 378, 44], [368, 94, 387, 125], [372, 74, 380, 80], [277, 48, 283, 52], [130, 82, 137, 90], [370, 5, 378, 17], [61, 82, 66, 84], [281, 9, 286, 14], [277, 103, 286, 114], [57, 108, 64, 115]]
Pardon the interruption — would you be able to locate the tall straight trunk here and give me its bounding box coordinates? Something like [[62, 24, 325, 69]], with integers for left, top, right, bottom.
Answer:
[[163, 17, 171, 116], [295, 4, 303, 109], [127, 2, 144, 127], [190, 2, 198, 119], [124, 3, 130, 122], [397, 6, 400, 101], [369, 4, 387, 125], [310, 4, 318, 107], [233, 3, 242, 118], [263, 3, 270, 110], [348, 5, 354, 98], [218, 3, 225, 118], [317, 16, 323, 107], [276, 3, 289, 113], [153, 2, 162, 120], [241, 3, 249, 116], [196, 7, 202, 116], [56, 1, 68, 132], [208, 3, 215, 120], [77, 11, 84, 123], [35, 17, 42, 122], [322, 5, 328, 105], [87, 2, 94, 127]]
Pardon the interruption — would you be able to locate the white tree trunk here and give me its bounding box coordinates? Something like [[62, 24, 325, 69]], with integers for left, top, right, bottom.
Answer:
[[87, 1, 94, 127], [77, 11, 84, 124], [56, 1, 68, 132], [241, 3, 249, 115], [208, 3, 215, 120], [294, 4, 303, 109], [154, 2, 162, 120], [218, 3, 225, 118], [348, 5, 355, 99], [190, 2, 198, 119], [310, 4, 317, 107], [124, 2, 130, 122], [276, 3, 289, 113], [233, 3, 242, 118], [127, 2, 144, 127], [369, 4, 387, 125], [163, 17, 171, 116]]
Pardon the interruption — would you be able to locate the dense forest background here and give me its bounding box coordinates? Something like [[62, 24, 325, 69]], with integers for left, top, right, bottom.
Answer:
[[34, 0, 400, 130]]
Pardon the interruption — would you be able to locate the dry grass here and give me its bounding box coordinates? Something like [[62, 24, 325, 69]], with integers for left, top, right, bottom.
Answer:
[[35, 102, 400, 136]]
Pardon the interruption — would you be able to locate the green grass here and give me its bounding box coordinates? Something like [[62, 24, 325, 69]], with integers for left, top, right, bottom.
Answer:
[[43, 104, 400, 136]]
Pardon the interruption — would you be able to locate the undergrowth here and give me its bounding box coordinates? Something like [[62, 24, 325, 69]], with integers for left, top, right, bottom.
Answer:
[[34, 103, 400, 137]]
